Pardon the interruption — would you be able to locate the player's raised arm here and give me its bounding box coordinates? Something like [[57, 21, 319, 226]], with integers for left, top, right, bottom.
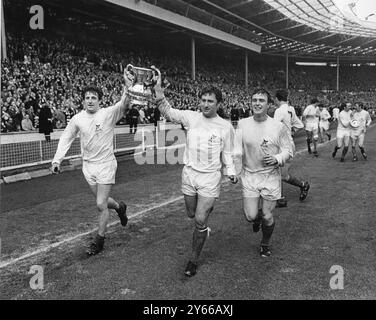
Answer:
[[112, 68, 134, 115], [151, 66, 192, 128]]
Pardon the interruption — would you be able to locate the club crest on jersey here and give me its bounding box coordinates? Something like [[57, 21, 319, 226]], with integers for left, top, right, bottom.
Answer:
[[208, 133, 220, 144], [260, 139, 269, 154], [260, 139, 269, 148], [95, 124, 102, 132]]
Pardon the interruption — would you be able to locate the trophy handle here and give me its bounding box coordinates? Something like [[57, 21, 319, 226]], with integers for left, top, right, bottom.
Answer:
[[125, 64, 134, 72]]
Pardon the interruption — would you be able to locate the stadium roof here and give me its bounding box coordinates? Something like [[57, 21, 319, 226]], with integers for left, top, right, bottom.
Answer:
[[145, 0, 376, 59], [6, 0, 376, 60]]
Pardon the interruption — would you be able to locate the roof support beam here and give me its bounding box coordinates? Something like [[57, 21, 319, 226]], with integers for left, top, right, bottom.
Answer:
[[104, 0, 261, 52], [294, 29, 321, 39], [311, 33, 338, 43], [275, 23, 305, 33], [225, 0, 256, 10], [332, 36, 359, 47], [260, 16, 290, 27]]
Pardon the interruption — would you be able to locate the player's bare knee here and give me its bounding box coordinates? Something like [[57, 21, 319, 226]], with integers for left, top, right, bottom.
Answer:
[[262, 214, 274, 226], [261, 208, 273, 220], [194, 218, 207, 230], [243, 209, 258, 222], [96, 201, 107, 212]]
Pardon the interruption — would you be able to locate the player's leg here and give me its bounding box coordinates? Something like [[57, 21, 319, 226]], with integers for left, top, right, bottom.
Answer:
[[243, 196, 260, 222], [253, 198, 263, 232], [358, 133, 367, 159], [332, 132, 343, 158], [312, 126, 319, 156], [241, 170, 262, 226], [282, 164, 310, 201], [351, 135, 358, 161], [258, 172, 281, 257], [185, 195, 216, 277], [305, 130, 312, 154], [340, 134, 350, 162], [183, 169, 219, 276], [182, 166, 198, 219], [95, 184, 113, 237], [259, 199, 276, 257], [319, 125, 324, 143], [277, 166, 289, 208], [88, 185, 127, 226], [320, 126, 328, 142], [184, 194, 197, 219], [324, 125, 331, 141], [86, 183, 112, 255]]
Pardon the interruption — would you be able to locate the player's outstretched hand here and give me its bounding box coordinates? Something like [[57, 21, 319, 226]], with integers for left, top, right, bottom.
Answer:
[[51, 162, 60, 174], [150, 65, 165, 100], [229, 175, 238, 184]]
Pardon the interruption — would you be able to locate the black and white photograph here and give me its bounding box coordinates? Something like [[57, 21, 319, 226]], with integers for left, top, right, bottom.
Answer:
[[1, 0, 376, 306]]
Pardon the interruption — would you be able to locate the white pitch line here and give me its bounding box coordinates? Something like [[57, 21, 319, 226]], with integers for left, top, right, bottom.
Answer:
[[0, 196, 184, 269]]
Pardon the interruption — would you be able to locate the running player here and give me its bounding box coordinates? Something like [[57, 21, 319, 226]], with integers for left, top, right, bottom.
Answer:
[[152, 66, 237, 277], [350, 102, 372, 161], [332, 102, 352, 162], [302, 98, 320, 156], [273, 89, 310, 209], [238, 88, 294, 258], [318, 103, 332, 142], [51, 70, 132, 256]]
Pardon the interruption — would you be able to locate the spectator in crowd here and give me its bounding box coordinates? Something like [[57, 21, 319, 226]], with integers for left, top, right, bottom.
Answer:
[[139, 107, 146, 124], [39, 104, 53, 141], [21, 114, 35, 131], [230, 105, 239, 122], [153, 106, 161, 127], [129, 104, 140, 134], [1, 32, 375, 133], [238, 104, 250, 119]]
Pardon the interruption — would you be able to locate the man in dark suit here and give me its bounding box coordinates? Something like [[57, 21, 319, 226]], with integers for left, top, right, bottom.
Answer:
[[129, 104, 140, 134]]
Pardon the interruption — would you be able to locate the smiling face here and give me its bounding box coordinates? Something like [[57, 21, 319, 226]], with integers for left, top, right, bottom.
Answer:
[[84, 91, 100, 114], [251, 93, 269, 118], [199, 93, 218, 118]]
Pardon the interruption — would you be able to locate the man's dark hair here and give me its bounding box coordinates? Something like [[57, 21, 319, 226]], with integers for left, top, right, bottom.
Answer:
[[317, 103, 324, 108], [310, 98, 319, 104], [82, 86, 103, 100], [356, 102, 364, 108], [276, 89, 288, 102], [199, 86, 222, 104], [251, 88, 272, 103]]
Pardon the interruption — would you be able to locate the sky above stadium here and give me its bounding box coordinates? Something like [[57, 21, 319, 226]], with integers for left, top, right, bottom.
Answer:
[[263, 0, 376, 37], [333, 0, 376, 23]]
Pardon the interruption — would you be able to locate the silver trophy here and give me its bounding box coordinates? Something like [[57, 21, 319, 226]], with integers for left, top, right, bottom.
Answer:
[[125, 64, 158, 105]]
